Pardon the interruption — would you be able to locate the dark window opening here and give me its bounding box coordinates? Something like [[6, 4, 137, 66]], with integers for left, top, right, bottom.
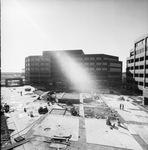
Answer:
[[140, 65, 144, 69], [135, 66, 139, 69], [135, 58, 139, 62], [139, 82, 143, 86], [135, 74, 138, 77], [140, 57, 144, 61], [131, 59, 134, 63], [145, 83, 148, 87]]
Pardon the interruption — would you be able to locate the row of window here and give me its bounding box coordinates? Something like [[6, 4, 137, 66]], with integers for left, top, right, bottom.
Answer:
[[135, 74, 148, 78], [135, 48, 145, 55], [25, 62, 50, 66], [25, 57, 50, 62], [26, 56, 118, 62], [26, 61, 121, 68], [130, 48, 148, 57], [76, 57, 117, 61], [127, 73, 148, 78], [135, 40, 145, 47], [78, 62, 121, 67], [135, 37, 148, 47], [25, 68, 50, 71], [127, 56, 148, 64], [127, 80, 148, 87], [25, 67, 121, 72]]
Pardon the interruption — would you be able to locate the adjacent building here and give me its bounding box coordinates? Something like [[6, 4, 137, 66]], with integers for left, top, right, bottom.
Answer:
[[25, 50, 122, 90], [126, 34, 148, 105]]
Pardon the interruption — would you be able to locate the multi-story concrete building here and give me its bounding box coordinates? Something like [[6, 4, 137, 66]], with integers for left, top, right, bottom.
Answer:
[[25, 50, 122, 90], [126, 34, 148, 105]]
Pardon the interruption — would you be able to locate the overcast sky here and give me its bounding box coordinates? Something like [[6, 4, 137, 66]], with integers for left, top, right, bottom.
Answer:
[[1, 0, 148, 72]]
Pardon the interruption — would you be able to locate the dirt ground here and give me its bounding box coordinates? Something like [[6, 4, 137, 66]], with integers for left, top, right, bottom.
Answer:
[[84, 101, 125, 123]]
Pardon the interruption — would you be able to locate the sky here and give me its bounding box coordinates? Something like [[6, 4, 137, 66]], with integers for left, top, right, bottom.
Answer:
[[1, 0, 148, 72]]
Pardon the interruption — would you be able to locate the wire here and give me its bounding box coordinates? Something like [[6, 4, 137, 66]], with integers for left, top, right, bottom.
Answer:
[[10, 113, 45, 137]]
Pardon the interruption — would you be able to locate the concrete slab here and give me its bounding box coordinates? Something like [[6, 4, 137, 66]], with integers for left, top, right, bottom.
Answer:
[[10, 112, 41, 137], [33, 115, 79, 141], [130, 124, 148, 145], [124, 123, 137, 135], [85, 118, 143, 150]]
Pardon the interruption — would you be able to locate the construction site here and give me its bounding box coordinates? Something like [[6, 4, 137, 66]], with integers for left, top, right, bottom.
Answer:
[[1, 85, 148, 150]]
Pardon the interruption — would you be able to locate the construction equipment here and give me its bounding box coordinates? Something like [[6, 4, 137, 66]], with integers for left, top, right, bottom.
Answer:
[[43, 134, 72, 146]]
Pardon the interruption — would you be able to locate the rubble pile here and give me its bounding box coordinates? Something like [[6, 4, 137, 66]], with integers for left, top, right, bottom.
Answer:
[[1, 111, 11, 148]]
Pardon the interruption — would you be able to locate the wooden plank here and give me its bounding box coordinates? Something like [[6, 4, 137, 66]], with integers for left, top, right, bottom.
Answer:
[[1, 138, 34, 150]]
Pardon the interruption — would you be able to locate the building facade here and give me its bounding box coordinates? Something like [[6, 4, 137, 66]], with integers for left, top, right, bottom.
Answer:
[[126, 34, 148, 105], [25, 50, 122, 90]]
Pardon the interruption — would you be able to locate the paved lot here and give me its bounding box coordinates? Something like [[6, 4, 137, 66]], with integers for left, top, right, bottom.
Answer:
[[1, 86, 148, 150]]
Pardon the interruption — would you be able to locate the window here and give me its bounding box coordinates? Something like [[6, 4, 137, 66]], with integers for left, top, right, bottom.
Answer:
[[102, 62, 107, 65], [90, 67, 95, 71], [139, 82, 143, 86], [145, 83, 148, 87], [45, 68, 49, 71], [139, 74, 143, 77], [96, 62, 101, 65], [90, 62, 95, 65], [146, 65, 148, 69], [140, 65, 144, 69], [85, 68, 89, 70], [130, 51, 134, 57], [131, 66, 133, 70], [127, 60, 130, 64], [140, 57, 144, 61], [96, 68, 101, 71], [84, 57, 89, 60], [135, 66, 139, 69], [35, 68, 39, 71], [110, 63, 121, 67], [96, 57, 101, 60], [35, 63, 39, 65], [102, 68, 107, 71], [146, 74, 148, 78], [90, 57, 95, 60], [135, 58, 139, 62], [110, 68, 121, 72], [84, 62, 89, 65], [135, 74, 138, 77], [78, 57, 83, 61], [104, 57, 117, 61], [31, 63, 35, 66], [131, 59, 134, 63]]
